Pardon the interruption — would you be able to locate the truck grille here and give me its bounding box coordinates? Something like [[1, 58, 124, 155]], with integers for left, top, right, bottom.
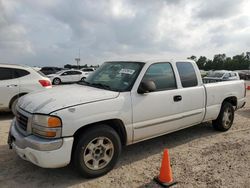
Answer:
[[16, 111, 28, 131]]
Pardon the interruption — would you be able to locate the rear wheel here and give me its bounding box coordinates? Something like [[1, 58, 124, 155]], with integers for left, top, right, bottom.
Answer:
[[73, 125, 122, 178], [53, 78, 61, 85], [212, 102, 234, 131]]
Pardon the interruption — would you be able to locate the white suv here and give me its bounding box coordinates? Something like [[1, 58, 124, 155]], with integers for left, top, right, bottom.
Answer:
[[0, 64, 52, 113]]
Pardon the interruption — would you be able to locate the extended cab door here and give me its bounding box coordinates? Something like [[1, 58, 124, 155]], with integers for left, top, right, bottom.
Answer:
[[174, 61, 205, 128], [131, 62, 183, 142], [0, 67, 19, 109]]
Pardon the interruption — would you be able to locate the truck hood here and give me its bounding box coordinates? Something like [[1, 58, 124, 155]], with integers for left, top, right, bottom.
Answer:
[[18, 84, 119, 114]]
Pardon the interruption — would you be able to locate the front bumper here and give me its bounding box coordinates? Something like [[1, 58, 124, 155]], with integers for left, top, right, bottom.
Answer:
[[9, 119, 74, 168]]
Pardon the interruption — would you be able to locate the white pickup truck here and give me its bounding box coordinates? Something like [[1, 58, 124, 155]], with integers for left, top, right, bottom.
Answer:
[[8, 60, 246, 178]]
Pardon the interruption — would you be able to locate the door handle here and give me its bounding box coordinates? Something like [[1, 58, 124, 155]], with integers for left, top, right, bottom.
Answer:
[[173, 95, 182, 102], [6, 84, 18, 87]]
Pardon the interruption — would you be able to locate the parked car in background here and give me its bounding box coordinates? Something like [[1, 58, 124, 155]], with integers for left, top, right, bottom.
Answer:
[[200, 70, 208, 78], [47, 70, 86, 85], [236, 70, 250, 80], [203, 70, 240, 83], [40, 67, 62, 75], [0, 64, 52, 113], [81, 67, 95, 78]]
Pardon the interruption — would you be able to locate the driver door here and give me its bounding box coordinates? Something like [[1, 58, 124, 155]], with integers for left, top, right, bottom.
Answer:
[[131, 62, 183, 142]]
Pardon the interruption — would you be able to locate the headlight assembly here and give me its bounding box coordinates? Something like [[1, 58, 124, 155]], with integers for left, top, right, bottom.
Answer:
[[32, 114, 62, 138]]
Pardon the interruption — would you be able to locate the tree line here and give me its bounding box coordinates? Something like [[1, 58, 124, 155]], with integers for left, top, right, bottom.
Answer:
[[188, 52, 250, 71]]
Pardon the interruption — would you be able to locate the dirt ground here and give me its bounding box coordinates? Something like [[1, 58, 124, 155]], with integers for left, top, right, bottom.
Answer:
[[0, 93, 250, 188]]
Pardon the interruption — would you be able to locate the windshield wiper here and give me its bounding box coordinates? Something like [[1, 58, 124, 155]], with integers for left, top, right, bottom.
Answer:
[[78, 81, 119, 91], [90, 83, 112, 90]]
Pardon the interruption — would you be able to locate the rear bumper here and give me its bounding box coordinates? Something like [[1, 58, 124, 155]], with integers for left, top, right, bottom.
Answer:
[[9, 119, 74, 168]]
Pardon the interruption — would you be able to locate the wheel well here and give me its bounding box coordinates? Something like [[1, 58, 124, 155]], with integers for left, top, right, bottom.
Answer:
[[9, 93, 27, 109], [223, 96, 237, 107], [73, 119, 127, 146]]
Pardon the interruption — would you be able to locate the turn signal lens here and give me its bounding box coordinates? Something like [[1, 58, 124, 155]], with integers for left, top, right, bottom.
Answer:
[[48, 117, 61, 128], [45, 131, 57, 137]]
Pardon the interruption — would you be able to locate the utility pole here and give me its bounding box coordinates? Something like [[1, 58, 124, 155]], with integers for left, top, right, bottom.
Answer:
[[75, 48, 81, 69]]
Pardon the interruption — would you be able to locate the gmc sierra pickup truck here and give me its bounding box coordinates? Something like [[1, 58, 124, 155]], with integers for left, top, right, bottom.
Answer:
[[8, 60, 246, 178]]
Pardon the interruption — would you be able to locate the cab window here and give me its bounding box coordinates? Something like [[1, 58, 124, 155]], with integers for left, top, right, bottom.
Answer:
[[176, 62, 198, 87], [142, 63, 177, 91]]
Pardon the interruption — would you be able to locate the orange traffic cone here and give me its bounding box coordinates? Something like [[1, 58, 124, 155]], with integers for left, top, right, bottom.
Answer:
[[154, 149, 177, 187]]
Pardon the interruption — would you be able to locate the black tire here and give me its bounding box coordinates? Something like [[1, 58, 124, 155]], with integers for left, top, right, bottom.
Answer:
[[212, 102, 234, 131], [81, 77, 86, 81], [72, 125, 122, 178], [53, 78, 61, 85], [11, 98, 18, 114]]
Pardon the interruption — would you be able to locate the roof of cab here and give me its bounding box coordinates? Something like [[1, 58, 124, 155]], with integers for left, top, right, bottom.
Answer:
[[105, 59, 195, 65]]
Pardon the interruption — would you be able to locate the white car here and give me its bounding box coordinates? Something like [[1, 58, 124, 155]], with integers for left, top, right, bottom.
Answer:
[[81, 67, 95, 78], [0, 64, 52, 113], [9, 60, 246, 178], [47, 70, 86, 85]]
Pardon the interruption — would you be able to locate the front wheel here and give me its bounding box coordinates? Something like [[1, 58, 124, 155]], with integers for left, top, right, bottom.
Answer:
[[212, 102, 234, 131], [72, 125, 122, 178]]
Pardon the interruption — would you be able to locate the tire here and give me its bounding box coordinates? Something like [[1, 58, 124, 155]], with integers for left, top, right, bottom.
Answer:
[[212, 102, 234, 131], [53, 78, 61, 85], [81, 77, 86, 81], [11, 98, 18, 114], [72, 125, 122, 178]]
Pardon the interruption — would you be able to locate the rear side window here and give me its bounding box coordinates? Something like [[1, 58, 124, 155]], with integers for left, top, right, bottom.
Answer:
[[61, 71, 70, 75], [14, 69, 30, 78], [142, 62, 177, 91], [176, 62, 198, 87], [0, 68, 30, 80], [71, 71, 82, 75], [0, 68, 14, 80]]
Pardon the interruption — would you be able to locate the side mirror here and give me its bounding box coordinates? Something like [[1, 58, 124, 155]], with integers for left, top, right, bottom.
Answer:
[[138, 80, 156, 94]]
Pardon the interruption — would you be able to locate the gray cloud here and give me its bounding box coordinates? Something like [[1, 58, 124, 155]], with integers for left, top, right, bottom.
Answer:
[[195, 0, 245, 20], [0, 0, 250, 66]]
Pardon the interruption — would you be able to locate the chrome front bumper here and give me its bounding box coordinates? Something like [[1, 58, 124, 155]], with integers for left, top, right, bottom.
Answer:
[[9, 119, 63, 151], [8, 119, 74, 168]]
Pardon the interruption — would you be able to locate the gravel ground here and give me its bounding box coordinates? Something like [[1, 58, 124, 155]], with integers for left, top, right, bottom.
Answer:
[[0, 92, 250, 188]]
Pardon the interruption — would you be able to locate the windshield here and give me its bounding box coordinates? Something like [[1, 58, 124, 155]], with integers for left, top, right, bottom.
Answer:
[[79, 61, 144, 92], [207, 72, 225, 78]]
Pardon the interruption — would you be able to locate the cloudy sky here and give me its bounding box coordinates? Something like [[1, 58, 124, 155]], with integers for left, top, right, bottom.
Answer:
[[0, 0, 250, 67]]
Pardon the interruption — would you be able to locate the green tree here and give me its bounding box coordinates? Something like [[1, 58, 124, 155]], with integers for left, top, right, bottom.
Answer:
[[187, 55, 197, 62], [196, 56, 207, 70]]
